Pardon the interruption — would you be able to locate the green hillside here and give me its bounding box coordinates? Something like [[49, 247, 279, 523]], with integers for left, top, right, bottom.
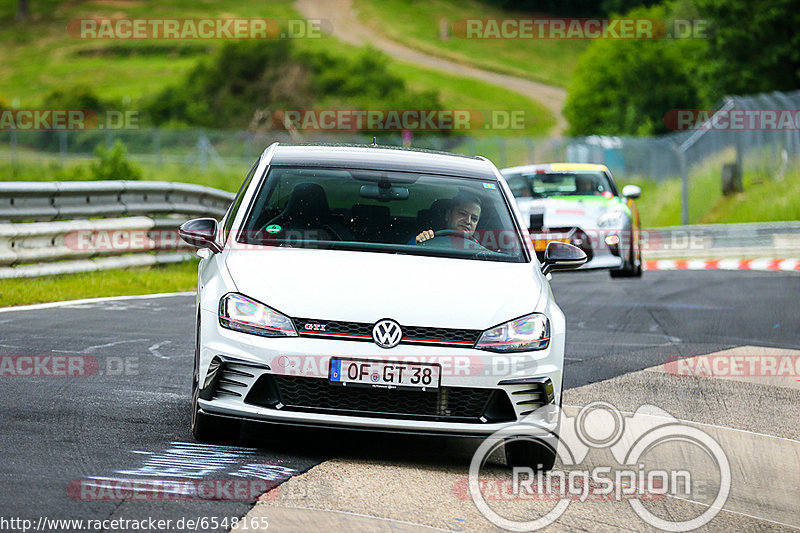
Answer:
[[354, 0, 587, 88], [0, 0, 554, 136]]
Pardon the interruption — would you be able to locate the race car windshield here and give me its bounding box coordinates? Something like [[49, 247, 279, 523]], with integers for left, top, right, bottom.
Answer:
[[237, 167, 528, 263], [504, 171, 617, 198]]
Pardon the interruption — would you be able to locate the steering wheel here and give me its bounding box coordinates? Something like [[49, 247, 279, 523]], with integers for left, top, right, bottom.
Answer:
[[417, 229, 488, 251], [434, 229, 476, 240]]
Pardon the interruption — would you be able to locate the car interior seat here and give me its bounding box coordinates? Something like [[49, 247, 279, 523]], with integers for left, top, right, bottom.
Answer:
[[265, 182, 353, 241]]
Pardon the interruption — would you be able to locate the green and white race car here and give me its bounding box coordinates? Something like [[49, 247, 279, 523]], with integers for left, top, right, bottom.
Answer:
[[501, 163, 643, 278]]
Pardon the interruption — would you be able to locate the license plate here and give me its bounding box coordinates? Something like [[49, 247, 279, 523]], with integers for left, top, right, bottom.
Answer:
[[329, 358, 440, 391]]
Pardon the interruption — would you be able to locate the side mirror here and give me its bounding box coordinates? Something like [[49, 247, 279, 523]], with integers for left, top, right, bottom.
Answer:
[[541, 241, 587, 275], [622, 185, 641, 199], [179, 218, 222, 253]]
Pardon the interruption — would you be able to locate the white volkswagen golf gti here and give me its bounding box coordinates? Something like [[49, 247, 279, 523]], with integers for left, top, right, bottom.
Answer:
[[180, 143, 586, 469]]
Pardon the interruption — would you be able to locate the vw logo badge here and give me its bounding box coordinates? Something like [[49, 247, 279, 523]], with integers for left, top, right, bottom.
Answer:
[[372, 319, 402, 349]]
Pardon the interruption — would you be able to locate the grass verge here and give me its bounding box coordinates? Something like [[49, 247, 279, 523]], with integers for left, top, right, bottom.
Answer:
[[354, 0, 587, 88], [0, 259, 198, 307], [630, 154, 800, 227]]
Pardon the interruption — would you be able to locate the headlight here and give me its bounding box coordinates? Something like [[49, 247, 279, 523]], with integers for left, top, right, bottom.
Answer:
[[597, 209, 626, 228], [219, 293, 298, 337], [475, 313, 550, 352]]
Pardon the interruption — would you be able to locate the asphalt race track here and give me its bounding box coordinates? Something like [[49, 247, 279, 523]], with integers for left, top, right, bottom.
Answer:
[[0, 269, 798, 532]]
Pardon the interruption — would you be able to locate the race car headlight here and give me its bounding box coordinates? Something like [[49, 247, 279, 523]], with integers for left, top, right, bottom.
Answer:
[[475, 313, 550, 352], [597, 209, 626, 228], [219, 293, 298, 337]]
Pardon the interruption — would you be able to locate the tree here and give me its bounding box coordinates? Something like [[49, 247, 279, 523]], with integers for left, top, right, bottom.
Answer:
[[564, 3, 707, 136], [16, 0, 29, 20], [694, 0, 800, 96]]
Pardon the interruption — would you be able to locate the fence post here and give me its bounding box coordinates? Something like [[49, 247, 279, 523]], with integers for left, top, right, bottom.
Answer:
[[526, 137, 535, 164], [678, 147, 689, 225], [59, 131, 67, 166], [496, 137, 507, 168], [153, 128, 162, 167], [10, 130, 17, 167], [670, 141, 690, 225]]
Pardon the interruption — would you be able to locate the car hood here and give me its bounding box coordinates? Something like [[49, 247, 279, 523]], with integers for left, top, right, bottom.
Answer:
[[224, 248, 543, 330], [516, 196, 627, 228]]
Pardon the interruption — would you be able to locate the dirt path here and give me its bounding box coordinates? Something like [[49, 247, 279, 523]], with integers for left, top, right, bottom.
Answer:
[[295, 0, 568, 136]]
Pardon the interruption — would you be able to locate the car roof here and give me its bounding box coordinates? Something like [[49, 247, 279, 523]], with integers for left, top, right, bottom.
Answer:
[[501, 162, 610, 173], [264, 143, 499, 179]]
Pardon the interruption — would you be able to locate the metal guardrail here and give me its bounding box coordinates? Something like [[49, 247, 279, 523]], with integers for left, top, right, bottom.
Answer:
[[0, 181, 234, 279], [0, 180, 796, 277], [645, 222, 800, 259], [0, 180, 234, 222]]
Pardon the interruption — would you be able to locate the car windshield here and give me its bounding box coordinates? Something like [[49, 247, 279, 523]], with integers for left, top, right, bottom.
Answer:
[[503, 171, 617, 199], [237, 167, 527, 262]]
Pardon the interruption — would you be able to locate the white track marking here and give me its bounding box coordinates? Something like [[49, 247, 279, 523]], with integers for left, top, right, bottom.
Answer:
[[148, 341, 172, 360], [52, 338, 149, 354], [0, 291, 194, 314]]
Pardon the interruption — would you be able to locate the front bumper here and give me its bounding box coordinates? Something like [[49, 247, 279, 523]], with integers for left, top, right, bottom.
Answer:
[[197, 316, 564, 437]]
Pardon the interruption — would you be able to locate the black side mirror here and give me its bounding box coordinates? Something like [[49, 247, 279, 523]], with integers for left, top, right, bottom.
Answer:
[[541, 241, 587, 275], [179, 218, 222, 253]]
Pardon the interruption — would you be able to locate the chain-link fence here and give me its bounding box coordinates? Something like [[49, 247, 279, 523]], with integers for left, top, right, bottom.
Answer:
[[1, 90, 797, 223]]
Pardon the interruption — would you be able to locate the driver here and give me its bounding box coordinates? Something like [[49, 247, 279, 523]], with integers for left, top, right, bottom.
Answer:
[[575, 175, 599, 195], [415, 193, 482, 243]]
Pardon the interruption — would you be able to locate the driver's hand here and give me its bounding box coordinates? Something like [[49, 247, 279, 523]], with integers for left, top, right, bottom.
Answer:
[[415, 229, 434, 243]]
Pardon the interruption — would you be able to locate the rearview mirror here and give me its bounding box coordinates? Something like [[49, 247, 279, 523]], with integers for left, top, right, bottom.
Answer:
[[179, 218, 222, 253], [359, 184, 409, 201], [541, 241, 587, 275]]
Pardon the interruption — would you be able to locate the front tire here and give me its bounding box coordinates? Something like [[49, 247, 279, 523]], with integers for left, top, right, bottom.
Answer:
[[191, 381, 239, 442], [505, 437, 558, 471], [191, 313, 240, 442], [610, 242, 643, 278]]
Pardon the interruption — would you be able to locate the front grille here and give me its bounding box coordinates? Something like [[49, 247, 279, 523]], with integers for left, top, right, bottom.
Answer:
[[246, 375, 516, 423], [293, 317, 481, 348]]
